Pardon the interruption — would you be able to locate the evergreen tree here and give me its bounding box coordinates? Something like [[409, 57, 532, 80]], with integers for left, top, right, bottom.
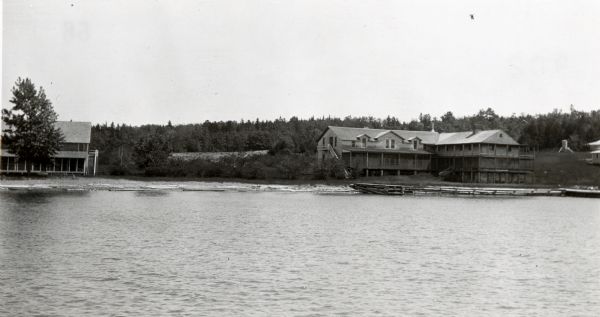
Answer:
[[1, 78, 64, 174], [132, 132, 172, 168]]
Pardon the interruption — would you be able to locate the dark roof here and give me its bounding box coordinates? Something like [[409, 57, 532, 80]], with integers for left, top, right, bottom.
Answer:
[[54, 121, 91, 143]]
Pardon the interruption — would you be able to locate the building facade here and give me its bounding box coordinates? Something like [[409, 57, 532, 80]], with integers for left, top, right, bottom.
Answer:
[[1, 121, 98, 176], [588, 139, 600, 165], [317, 126, 535, 183]]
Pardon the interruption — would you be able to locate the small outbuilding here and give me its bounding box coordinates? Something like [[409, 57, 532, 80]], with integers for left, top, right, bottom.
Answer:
[[588, 140, 600, 165]]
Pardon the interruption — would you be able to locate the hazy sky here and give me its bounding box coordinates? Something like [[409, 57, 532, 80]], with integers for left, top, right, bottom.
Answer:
[[3, 0, 600, 125]]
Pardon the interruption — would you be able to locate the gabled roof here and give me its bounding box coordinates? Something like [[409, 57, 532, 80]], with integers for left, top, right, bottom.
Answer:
[[373, 130, 404, 140], [320, 126, 521, 146], [54, 121, 92, 143], [322, 126, 439, 144], [435, 130, 518, 145], [588, 139, 600, 146]]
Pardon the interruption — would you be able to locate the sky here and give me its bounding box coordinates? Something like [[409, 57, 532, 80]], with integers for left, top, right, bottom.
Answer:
[[3, 0, 600, 125]]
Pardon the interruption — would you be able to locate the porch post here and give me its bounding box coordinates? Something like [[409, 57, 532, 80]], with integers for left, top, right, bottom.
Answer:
[[414, 154, 417, 175], [365, 150, 369, 177]]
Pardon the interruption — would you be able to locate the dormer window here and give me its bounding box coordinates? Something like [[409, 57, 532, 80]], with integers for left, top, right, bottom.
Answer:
[[413, 140, 418, 150]]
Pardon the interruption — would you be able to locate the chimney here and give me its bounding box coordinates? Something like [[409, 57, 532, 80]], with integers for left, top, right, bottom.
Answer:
[[431, 122, 435, 132], [468, 129, 480, 138]]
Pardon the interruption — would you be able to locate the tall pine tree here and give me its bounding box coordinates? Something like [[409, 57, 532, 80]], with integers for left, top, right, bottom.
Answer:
[[2, 78, 64, 174]]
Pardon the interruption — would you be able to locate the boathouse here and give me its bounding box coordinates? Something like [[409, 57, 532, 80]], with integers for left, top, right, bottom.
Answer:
[[317, 126, 535, 183], [0, 121, 98, 176]]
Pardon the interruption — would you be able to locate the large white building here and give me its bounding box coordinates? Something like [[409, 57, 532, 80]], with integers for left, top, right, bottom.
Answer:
[[317, 126, 535, 183], [1, 121, 98, 175]]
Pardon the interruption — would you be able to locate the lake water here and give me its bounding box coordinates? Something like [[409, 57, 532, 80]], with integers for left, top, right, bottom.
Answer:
[[1, 190, 599, 316]]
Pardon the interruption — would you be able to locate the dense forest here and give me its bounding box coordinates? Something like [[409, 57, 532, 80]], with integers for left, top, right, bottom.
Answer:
[[90, 107, 600, 178]]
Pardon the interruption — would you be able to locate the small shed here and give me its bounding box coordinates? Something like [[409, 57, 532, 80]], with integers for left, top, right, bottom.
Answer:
[[591, 150, 600, 165], [588, 140, 600, 165]]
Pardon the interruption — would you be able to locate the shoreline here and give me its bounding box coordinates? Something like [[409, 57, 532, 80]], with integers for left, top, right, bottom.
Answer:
[[0, 175, 594, 195], [0, 176, 354, 193]]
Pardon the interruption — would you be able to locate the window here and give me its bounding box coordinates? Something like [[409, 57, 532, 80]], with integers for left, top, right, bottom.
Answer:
[[322, 138, 325, 145], [351, 141, 356, 147], [329, 137, 334, 146], [385, 139, 390, 148], [391, 139, 395, 149], [334, 137, 337, 147], [413, 140, 418, 150], [499, 133, 503, 138], [362, 138, 367, 147]]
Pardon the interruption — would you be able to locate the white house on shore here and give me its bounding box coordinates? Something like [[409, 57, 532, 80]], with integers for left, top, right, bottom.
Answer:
[[588, 139, 600, 165], [1, 121, 98, 176]]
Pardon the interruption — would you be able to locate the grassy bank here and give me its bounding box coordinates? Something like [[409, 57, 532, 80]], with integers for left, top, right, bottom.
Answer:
[[532, 151, 600, 186]]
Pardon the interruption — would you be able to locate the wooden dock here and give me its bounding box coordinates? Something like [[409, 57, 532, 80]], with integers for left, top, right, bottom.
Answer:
[[350, 183, 595, 197]]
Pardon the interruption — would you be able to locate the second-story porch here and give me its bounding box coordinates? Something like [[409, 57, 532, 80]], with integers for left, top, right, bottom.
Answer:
[[339, 147, 433, 174]]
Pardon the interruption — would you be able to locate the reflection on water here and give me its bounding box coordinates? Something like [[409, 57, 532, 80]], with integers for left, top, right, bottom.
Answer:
[[134, 190, 170, 197], [2, 190, 90, 205], [0, 191, 599, 316]]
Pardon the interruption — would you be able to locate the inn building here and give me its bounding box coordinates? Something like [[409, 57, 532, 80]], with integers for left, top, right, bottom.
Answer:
[[1, 121, 98, 176], [317, 126, 535, 183]]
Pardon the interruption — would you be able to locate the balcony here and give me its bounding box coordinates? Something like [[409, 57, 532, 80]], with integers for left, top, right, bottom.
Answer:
[[435, 150, 535, 159], [340, 145, 431, 155], [342, 152, 430, 171]]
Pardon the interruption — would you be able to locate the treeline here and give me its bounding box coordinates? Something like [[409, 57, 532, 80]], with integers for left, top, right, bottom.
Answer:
[[90, 107, 600, 177]]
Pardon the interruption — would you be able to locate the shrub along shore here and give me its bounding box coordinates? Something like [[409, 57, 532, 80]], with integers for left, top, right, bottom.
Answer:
[[104, 153, 348, 180]]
